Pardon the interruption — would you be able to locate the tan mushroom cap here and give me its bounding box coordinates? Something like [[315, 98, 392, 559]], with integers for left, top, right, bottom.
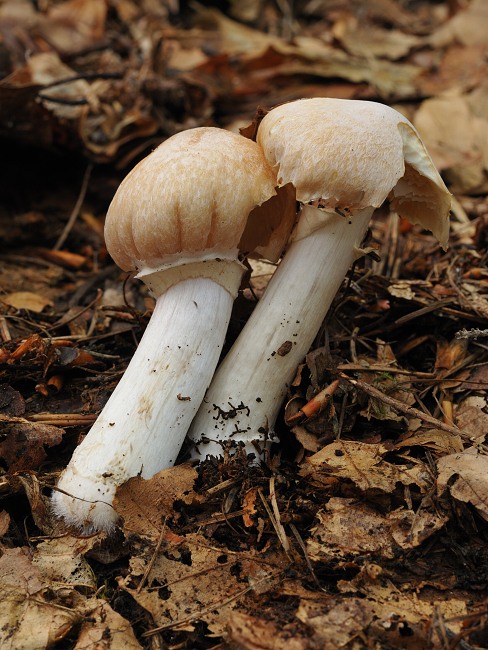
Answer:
[[257, 98, 451, 249], [104, 127, 278, 274]]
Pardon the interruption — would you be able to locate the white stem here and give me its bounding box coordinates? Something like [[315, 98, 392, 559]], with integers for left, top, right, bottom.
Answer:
[[187, 207, 374, 458], [52, 278, 233, 532]]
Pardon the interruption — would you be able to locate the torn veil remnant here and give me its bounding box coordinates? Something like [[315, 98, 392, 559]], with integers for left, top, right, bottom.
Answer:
[[51, 127, 291, 533], [187, 98, 451, 460]]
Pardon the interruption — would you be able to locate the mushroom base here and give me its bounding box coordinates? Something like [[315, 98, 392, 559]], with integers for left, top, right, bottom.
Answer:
[[52, 277, 235, 532], [187, 206, 374, 460]]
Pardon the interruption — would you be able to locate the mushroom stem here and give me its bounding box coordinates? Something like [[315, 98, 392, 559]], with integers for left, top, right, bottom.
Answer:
[[52, 277, 233, 532], [187, 205, 373, 458]]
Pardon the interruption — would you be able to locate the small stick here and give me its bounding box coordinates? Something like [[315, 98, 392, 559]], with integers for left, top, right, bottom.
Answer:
[[53, 164, 93, 251], [289, 523, 323, 591], [137, 519, 167, 593], [258, 485, 290, 554], [28, 414, 97, 426], [339, 373, 472, 441]]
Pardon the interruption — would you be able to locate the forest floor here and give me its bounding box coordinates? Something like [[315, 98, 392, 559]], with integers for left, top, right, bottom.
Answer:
[[0, 1, 487, 648]]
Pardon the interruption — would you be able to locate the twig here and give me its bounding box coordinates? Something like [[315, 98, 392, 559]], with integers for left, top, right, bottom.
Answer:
[[394, 298, 455, 326], [39, 72, 124, 90], [53, 164, 93, 251], [337, 363, 434, 378], [47, 288, 103, 332], [269, 476, 290, 552], [28, 414, 97, 426], [339, 373, 472, 441], [456, 328, 488, 340], [258, 485, 290, 554], [137, 519, 167, 593], [289, 523, 323, 591]]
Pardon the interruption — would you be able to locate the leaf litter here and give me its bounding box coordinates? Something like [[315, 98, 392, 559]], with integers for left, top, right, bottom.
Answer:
[[0, 0, 487, 648]]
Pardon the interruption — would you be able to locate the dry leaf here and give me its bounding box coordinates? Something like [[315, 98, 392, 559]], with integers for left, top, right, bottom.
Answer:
[[308, 496, 445, 563], [115, 464, 199, 537], [388, 507, 447, 548], [120, 532, 278, 636], [242, 487, 259, 527], [0, 510, 10, 537], [40, 0, 108, 55], [437, 448, 488, 520], [0, 385, 25, 417], [388, 282, 417, 300], [308, 498, 399, 560], [1, 291, 53, 313], [0, 548, 78, 649], [296, 597, 375, 648], [227, 610, 309, 650], [428, 0, 488, 47], [414, 92, 488, 194], [338, 577, 469, 644], [394, 429, 464, 454], [435, 336, 468, 372], [33, 536, 98, 590], [455, 396, 488, 440], [0, 414, 64, 471], [332, 15, 421, 60], [302, 440, 430, 493], [75, 600, 143, 650]]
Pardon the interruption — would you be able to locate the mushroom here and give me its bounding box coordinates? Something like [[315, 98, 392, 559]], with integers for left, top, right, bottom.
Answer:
[[187, 98, 451, 458], [51, 126, 285, 532]]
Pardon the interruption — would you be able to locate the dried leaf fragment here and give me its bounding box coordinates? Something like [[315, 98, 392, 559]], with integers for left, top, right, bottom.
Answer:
[[302, 440, 430, 493], [0, 414, 64, 471], [296, 596, 375, 648], [437, 448, 488, 520], [115, 464, 199, 537], [1, 291, 53, 313], [75, 599, 142, 650], [0, 548, 78, 649]]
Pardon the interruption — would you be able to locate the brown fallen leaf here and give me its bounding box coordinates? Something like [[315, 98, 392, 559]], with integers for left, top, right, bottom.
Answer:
[[435, 336, 469, 373], [0, 547, 78, 648], [0, 510, 10, 537], [120, 532, 282, 636], [296, 596, 375, 649], [115, 464, 200, 538], [394, 429, 464, 455], [0, 384, 25, 417], [308, 497, 445, 562], [455, 396, 488, 440], [414, 92, 488, 194], [0, 414, 64, 472], [428, 0, 488, 47], [1, 291, 53, 313], [302, 440, 431, 493], [338, 577, 469, 646], [33, 535, 98, 590], [242, 486, 259, 528], [437, 447, 488, 521], [40, 0, 108, 56], [227, 610, 310, 650], [332, 15, 421, 60], [75, 599, 143, 650], [388, 507, 447, 549]]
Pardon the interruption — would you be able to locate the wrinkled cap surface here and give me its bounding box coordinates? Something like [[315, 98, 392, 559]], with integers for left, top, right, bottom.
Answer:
[[257, 98, 451, 248], [105, 127, 278, 272]]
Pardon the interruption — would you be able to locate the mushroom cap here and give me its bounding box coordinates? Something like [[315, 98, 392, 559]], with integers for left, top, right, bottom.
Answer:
[[104, 127, 278, 273], [257, 98, 451, 248]]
